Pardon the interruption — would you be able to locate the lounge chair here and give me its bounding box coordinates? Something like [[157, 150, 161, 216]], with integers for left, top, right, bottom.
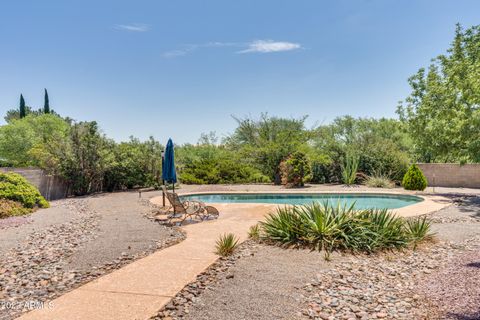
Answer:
[[155, 187, 219, 224]]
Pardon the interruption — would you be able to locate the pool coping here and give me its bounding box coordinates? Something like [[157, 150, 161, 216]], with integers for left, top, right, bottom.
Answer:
[[176, 190, 451, 218]]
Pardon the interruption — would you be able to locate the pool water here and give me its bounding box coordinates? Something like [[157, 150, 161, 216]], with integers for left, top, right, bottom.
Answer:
[[181, 193, 423, 210]]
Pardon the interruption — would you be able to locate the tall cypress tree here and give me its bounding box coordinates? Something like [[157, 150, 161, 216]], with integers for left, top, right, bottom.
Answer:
[[44, 89, 50, 114], [19, 94, 26, 118]]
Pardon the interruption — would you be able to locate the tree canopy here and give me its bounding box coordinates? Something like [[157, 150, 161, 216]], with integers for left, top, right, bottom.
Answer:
[[397, 24, 480, 163]]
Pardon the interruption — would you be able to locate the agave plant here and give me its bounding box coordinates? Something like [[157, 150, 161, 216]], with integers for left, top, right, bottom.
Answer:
[[298, 202, 356, 252], [405, 216, 434, 249], [341, 152, 359, 185], [359, 209, 409, 251], [260, 206, 304, 245], [259, 202, 434, 256], [215, 233, 239, 256], [248, 224, 261, 240]]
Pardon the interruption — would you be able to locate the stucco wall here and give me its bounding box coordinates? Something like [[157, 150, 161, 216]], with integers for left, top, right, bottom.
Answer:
[[416, 163, 480, 188], [0, 167, 68, 200]]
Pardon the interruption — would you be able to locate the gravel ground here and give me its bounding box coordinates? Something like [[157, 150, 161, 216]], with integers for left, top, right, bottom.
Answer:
[[65, 192, 182, 271], [0, 191, 183, 320], [154, 195, 480, 320], [153, 241, 343, 320], [419, 246, 480, 320], [0, 202, 81, 255]]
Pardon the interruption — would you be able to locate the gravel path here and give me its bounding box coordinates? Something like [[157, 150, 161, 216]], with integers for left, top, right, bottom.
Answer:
[[65, 192, 181, 271], [0, 191, 182, 320]]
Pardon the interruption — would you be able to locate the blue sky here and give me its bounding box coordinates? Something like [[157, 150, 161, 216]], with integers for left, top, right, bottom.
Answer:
[[1, 0, 479, 144]]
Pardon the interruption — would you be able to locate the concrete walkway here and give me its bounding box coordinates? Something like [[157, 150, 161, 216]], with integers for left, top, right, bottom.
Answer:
[[18, 203, 272, 320], [18, 191, 451, 320]]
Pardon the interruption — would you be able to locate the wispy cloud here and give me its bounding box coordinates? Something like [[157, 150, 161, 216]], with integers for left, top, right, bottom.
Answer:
[[114, 23, 150, 32], [162, 40, 301, 58], [238, 40, 301, 53], [162, 42, 241, 58]]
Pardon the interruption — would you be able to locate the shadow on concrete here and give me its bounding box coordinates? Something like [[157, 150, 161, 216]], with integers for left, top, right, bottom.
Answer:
[[447, 312, 480, 320], [466, 261, 480, 269], [424, 193, 480, 219]]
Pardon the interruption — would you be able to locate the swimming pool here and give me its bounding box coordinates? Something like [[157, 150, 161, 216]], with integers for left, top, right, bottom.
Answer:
[[180, 193, 423, 209]]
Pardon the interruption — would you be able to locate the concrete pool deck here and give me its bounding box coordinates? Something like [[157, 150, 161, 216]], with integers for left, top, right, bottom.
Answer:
[[18, 188, 451, 320]]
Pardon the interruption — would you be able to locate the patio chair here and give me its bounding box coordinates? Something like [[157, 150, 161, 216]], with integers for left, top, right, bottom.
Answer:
[[155, 186, 219, 224]]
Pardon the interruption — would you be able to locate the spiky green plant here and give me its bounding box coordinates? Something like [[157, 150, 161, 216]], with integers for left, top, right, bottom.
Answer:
[[405, 216, 434, 249], [248, 224, 261, 240], [341, 152, 359, 185], [365, 174, 394, 188], [259, 202, 433, 255], [297, 202, 356, 252], [215, 233, 239, 256], [260, 206, 305, 245], [359, 209, 408, 250]]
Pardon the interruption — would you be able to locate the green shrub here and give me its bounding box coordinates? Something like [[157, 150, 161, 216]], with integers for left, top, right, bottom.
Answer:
[[279, 152, 311, 188], [177, 144, 269, 184], [402, 164, 427, 191], [310, 157, 331, 184], [0, 199, 32, 218], [0, 172, 49, 208], [341, 152, 359, 185], [215, 233, 239, 256], [260, 202, 433, 255]]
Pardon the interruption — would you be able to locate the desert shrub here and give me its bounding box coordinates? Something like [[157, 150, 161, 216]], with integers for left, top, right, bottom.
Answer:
[[341, 152, 359, 185], [260, 202, 433, 255], [0, 199, 32, 218], [248, 224, 261, 240], [0, 172, 49, 208], [103, 137, 163, 191], [311, 116, 412, 183], [358, 145, 409, 182], [227, 114, 310, 184], [177, 143, 269, 184], [402, 164, 427, 191], [215, 233, 239, 256], [364, 173, 395, 188], [279, 152, 311, 188]]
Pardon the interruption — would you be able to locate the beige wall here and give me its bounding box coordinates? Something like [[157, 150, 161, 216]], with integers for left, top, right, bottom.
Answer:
[[0, 167, 68, 200], [417, 163, 480, 188]]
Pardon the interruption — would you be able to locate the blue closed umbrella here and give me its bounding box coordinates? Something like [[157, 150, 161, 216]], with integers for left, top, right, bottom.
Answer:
[[162, 138, 177, 193]]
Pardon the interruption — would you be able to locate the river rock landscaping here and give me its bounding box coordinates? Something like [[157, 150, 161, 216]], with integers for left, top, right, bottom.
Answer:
[[0, 191, 184, 320]]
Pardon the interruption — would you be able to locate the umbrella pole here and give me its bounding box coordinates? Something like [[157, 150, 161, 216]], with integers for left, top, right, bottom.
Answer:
[[162, 182, 165, 207], [172, 183, 175, 214]]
